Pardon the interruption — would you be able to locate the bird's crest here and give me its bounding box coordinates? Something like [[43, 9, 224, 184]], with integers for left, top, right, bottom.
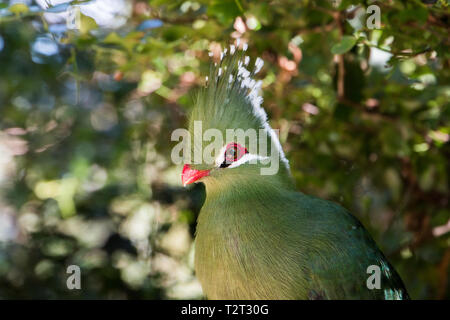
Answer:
[[189, 41, 289, 171]]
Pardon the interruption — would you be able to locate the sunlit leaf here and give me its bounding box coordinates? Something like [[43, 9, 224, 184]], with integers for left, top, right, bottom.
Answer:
[[79, 12, 98, 34], [9, 3, 29, 15]]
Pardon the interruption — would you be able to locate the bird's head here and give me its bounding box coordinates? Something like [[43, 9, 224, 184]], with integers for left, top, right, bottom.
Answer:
[[182, 43, 292, 192]]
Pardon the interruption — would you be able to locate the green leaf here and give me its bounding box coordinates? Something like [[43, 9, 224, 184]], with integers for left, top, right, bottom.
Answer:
[[79, 13, 98, 34], [331, 36, 357, 55], [208, 0, 240, 25], [9, 3, 29, 15]]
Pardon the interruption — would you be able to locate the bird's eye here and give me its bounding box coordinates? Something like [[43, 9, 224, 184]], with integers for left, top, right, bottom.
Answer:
[[220, 143, 248, 168]]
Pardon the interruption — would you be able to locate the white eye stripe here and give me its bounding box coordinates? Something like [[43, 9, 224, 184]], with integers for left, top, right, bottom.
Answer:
[[214, 145, 268, 168], [227, 153, 269, 168]]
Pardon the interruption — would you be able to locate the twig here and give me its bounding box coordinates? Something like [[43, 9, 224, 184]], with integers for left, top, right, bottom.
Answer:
[[437, 249, 450, 299], [334, 11, 345, 102]]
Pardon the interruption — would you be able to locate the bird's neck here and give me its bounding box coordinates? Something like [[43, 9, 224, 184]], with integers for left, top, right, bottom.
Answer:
[[204, 169, 295, 199], [198, 171, 297, 230]]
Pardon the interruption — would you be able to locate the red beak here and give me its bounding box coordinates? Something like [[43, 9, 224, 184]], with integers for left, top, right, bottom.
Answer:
[[182, 164, 210, 186]]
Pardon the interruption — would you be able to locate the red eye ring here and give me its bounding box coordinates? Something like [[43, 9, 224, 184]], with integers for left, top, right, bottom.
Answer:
[[224, 142, 248, 164]]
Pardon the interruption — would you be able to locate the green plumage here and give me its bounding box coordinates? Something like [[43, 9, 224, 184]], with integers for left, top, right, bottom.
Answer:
[[188, 46, 409, 300]]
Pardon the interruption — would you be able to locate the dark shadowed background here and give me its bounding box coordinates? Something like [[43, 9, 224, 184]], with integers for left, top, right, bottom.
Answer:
[[0, 0, 449, 299]]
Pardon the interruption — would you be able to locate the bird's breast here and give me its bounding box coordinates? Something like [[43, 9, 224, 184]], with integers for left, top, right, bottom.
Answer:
[[194, 204, 309, 299]]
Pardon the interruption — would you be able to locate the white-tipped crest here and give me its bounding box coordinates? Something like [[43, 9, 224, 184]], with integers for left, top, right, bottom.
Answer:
[[207, 41, 290, 170]]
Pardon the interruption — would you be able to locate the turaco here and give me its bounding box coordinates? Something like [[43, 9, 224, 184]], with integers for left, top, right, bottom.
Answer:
[[181, 42, 409, 300]]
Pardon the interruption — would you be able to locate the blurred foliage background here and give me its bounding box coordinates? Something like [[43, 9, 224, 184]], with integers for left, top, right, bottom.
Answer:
[[0, 0, 449, 299]]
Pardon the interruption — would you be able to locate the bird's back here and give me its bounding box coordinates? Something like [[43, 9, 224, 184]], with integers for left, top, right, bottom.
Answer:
[[298, 194, 409, 299]]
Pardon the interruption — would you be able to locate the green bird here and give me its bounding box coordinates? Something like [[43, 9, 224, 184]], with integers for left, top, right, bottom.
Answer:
[[181, 43, 409, 300]]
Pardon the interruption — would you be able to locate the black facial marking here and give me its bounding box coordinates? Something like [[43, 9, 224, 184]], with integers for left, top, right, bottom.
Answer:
[[220, 162, 230, 168], [219, 143, 248, 169]]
